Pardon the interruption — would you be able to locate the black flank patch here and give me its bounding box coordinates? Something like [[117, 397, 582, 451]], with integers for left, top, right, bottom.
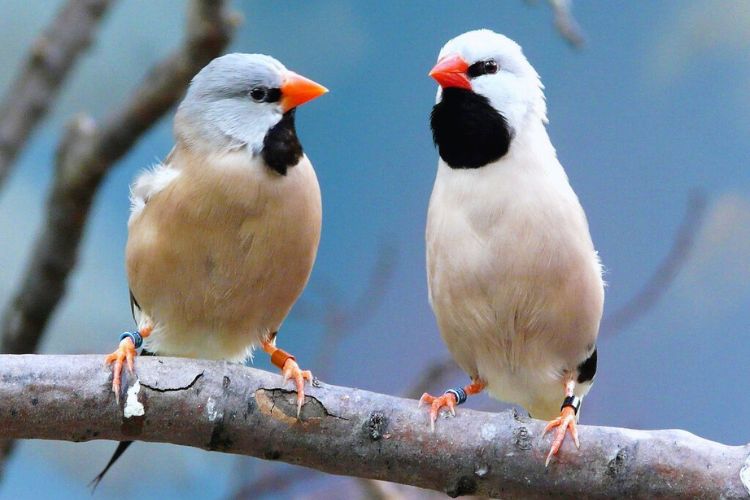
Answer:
[[577, 348, 597, 384], [430, 87, 512, 169], [262, 109, 303, 176], [129, 289, 140, 323]]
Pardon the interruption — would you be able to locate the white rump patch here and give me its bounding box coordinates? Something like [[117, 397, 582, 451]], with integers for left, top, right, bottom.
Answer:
[[128, 163, 180, 224]]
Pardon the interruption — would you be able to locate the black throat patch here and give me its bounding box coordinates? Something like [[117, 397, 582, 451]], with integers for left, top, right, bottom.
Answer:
[[262, 109, 303, 176], [430, 87, 512, 169]]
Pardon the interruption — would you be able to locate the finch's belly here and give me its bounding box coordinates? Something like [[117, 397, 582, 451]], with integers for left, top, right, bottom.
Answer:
[[126, 206, 319, 357], [428, 229, 602, 413]]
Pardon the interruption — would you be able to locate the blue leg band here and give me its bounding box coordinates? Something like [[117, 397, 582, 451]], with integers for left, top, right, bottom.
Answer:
[[119, 331, 143, 349]]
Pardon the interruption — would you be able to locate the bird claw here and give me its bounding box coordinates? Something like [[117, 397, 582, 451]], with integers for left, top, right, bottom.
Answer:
[[543, 406, 579, 466], [281, 359, 313, 418], [419, 392, 457, 432], [104, 338, 137, 404]]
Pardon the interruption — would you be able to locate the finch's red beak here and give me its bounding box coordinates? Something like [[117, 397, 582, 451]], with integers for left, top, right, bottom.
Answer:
[[429, 54, 471, 90], [280, 71, 328, 112]]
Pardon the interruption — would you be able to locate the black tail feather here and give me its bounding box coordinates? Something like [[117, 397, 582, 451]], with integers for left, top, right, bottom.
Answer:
[[90, 325, 156, 492], [88, 441, 134, 493]]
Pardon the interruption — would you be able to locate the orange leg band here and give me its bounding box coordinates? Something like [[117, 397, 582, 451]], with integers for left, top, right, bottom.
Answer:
[[270, 348, 296, 370]]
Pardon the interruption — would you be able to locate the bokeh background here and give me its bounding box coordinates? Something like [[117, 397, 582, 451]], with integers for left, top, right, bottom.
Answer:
[[1, 0, 748, 498]]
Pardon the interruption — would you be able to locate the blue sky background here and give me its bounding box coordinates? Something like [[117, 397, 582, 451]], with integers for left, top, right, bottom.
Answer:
[[1, 1, 749, 498]]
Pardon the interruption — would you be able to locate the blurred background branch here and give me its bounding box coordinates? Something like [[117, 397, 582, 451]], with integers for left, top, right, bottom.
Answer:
[[0, 0, 237, 355], [0, 0, 113, 191], [548, 0, 585, 47], [0, 0, 237, 480], [526, 0, 585, 47], [300, 240, 398, 370], [600, 190, 707, 337]]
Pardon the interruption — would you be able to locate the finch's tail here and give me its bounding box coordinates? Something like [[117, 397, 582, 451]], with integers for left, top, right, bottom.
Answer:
[[90, 348, 155, 492], [88, 441, 133, 493]]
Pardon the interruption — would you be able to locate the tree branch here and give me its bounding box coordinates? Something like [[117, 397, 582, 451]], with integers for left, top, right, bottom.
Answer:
[[244, 191, 709, 497], [0, 0, 237, 356], [0, 0, 113, 191], [231, 242, 398, 498], [1, 354, 748, 499]]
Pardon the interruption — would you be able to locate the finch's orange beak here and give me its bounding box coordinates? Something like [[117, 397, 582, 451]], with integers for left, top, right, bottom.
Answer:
[[429, 54, 471, 90], [280, 71, 328, 112]]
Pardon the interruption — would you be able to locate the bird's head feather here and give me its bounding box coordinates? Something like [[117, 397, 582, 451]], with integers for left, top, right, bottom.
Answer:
[[433, 30, 547, 134], [175, 53, 326, 157]]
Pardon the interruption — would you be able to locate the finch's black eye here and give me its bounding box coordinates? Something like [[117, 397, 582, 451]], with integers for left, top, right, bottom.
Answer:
[[467, 59, 500, 79], [250, 86, 268, 102], [249, 86, 281, 103]]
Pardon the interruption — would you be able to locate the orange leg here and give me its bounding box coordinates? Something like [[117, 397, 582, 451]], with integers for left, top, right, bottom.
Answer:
[[419, 379, 485, 431], [543, 380, 581, 466], [104, 325, 152, 403], [262, 339, 312, 418]]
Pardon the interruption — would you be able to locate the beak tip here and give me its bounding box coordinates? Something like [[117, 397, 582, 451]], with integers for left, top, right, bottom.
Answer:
[[280, 72, 328, 111], [428, 53, 471, 90]]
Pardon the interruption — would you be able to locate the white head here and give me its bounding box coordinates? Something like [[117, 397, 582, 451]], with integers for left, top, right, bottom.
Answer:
[[175, 53, 327, 156], [432, 30, 547, 132]]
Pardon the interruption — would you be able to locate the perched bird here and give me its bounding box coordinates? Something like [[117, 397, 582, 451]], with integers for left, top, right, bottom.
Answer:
[[420, 30, 603, 465], [93, 53, 327, 486]]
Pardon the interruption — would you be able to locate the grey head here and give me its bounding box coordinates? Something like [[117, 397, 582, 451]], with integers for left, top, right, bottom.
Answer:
[[174, 53, 327, 159]]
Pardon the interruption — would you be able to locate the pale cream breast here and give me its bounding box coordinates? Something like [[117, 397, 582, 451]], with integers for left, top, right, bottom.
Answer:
[[126, 147, 321, 360], [426, 146, 603, 412]]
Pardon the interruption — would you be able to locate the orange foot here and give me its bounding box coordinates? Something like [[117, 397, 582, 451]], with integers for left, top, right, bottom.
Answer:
[[262, 339, 313, 418], [419, 392, 457, 432], [104, 338, 137, 404], [281, 358, 313, 418], [104, 327, 151, 403], [543, 405, 580, 466]]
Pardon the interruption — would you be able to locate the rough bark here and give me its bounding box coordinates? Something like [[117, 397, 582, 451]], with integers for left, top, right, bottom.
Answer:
[[0, 0, 237, 356], [1, 354, 748, 499], [0, 0, 113, 191]]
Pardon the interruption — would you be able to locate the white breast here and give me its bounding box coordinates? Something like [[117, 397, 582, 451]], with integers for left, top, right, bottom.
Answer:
[[426, 123, 603, 418]]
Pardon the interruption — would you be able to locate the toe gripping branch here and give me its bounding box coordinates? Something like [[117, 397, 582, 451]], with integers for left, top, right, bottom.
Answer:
[[119, 331, 144, 349], [561, 395, 581, 414], [444, 386, 468, 406]]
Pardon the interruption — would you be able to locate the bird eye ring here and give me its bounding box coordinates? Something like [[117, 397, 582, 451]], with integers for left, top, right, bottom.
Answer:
[[250, 87, 268, 102]]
